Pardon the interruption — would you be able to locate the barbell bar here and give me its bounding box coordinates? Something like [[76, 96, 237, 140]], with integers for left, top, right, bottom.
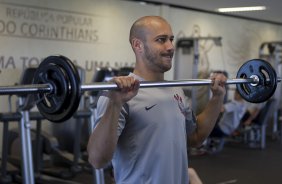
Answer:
[[1, 78, 281, 95], [0, 84, 51, 95], [0, 78, 259, 95], [81, 78, 261, 91], [0, 55, 280, 122]]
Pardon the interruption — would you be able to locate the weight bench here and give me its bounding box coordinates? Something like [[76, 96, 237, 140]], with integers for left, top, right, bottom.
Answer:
[[244, 99, 277, 149]]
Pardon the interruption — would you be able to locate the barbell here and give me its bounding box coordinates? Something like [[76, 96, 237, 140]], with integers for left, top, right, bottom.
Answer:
[[0, 55, 281, 122]]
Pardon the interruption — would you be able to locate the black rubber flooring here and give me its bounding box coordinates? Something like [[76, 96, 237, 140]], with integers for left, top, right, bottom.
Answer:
[[189, 137, 282, 184], [6, 136, 282, 184]]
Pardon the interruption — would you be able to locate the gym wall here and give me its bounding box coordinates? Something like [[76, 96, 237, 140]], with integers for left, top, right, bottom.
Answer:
[[169, 6, 282, 79], [0, 0, 282, 153]]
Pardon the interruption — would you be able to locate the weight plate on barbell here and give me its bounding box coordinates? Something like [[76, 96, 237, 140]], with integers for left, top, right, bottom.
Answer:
[[34, 63, 69, 114], [236, 59, 277, 103], [33, 55, 81, 122]]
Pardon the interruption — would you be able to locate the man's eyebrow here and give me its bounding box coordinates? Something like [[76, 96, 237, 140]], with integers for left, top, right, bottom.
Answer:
[[155, 35, 174, 39]]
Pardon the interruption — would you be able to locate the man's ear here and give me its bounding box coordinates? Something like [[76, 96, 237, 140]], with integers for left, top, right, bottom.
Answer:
[[132, 38, 144, 52]]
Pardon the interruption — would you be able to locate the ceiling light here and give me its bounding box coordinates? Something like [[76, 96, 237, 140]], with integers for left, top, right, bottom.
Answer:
[[139, 1, 147, 5], [217, 6, 266, 12]]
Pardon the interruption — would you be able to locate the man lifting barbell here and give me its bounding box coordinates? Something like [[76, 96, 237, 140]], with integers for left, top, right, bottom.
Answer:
[[87, 15, 227, 184], [85, 16, 281, 184]]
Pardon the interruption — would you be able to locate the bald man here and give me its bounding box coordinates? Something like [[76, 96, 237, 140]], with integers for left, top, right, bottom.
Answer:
[[87, 16, 226, 184]]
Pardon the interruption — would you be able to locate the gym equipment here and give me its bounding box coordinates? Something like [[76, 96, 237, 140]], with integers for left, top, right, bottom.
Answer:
[[247, 99, 277, 149], [0, 55, 281, 123], [2, 67, 81, 184], [174, 36, 222, 112], [259, 41, 282, 140], [0, 118, 19, 184], [236, 59, 278, 103], [33, 56, 81, 123]]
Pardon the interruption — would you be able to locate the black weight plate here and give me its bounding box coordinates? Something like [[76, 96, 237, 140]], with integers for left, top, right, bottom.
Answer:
[[236, 59, 277, 103], [33, 55, 81, 122], [33, 64, 69, 114]]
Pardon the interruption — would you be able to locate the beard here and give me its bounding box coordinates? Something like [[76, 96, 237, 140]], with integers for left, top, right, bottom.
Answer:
[[144, 44, 173, 73]]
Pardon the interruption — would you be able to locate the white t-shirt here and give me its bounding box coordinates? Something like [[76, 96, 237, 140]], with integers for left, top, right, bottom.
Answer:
[[94, 73, 196, 184]]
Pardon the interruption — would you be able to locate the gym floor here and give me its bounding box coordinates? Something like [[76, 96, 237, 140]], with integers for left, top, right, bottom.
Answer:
[[70, 135, 282, 184], [189, 137, 282, 184]]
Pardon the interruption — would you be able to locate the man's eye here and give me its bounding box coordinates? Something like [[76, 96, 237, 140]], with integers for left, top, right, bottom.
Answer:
[[156, 38, 166, 43]]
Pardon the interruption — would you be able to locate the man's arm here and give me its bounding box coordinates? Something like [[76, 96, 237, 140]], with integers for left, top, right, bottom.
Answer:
[[87, 76, 139, 169], [188, 73, 226, 147]]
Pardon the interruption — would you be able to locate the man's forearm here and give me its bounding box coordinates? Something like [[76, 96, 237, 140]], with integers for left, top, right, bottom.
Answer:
[[190, 95, 224, 146]]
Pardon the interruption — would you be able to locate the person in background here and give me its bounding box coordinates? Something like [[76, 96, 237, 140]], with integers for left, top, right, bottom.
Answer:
[[211, 90, 247, 137], [87, 15, 226, 184], [240, 102, 265, 127], [207, 89, 247, 153]]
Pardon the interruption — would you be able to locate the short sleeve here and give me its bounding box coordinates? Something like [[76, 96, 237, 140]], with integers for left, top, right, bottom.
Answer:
[[93, 95, 128, 136]]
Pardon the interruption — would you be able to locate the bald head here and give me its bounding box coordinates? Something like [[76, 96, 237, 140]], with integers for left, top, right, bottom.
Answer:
[[129, 16, 171, 44]]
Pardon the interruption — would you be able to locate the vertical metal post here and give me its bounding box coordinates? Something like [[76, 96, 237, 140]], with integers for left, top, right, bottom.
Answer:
[[18, 97, 35, 184], [95, 169, 105, 184], [279, 116, 282, 144], [173, 45, 180, 80], [192, 38, 199, 111], [272, 47, 281, 136], [89, 96, 105, 184], [34, 120, 42, 175], [73, 117, 82, 172], [1, 121, 11, 182]]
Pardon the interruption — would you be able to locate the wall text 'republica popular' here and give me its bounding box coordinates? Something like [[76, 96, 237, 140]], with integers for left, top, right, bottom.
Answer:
[[0, 2, 100, 43]]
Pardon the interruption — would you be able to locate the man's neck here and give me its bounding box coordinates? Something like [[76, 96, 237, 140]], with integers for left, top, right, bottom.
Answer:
[[133, 69, 164, 81]]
